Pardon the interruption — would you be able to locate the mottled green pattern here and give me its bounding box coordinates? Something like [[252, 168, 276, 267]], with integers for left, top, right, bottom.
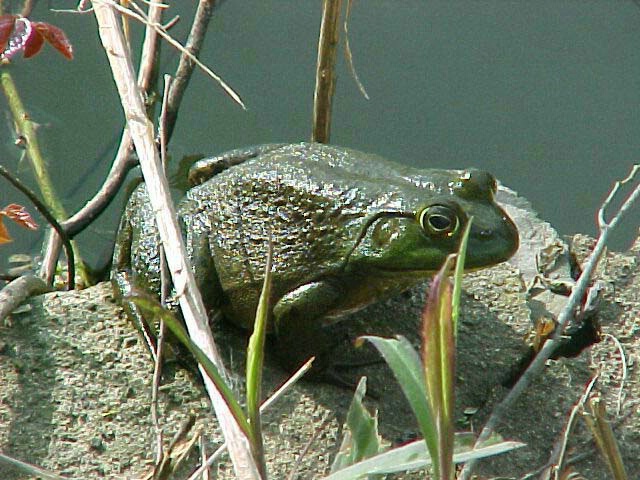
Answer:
[[112, 143, 518, 371]]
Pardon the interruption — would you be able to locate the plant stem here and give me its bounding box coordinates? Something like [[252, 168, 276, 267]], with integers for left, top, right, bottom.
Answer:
[[312, 0, 342, 143], [0, 69, 89, 285]]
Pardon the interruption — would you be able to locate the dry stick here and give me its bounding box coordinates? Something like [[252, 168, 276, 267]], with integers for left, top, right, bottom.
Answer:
[[113, 0, 244, 110], [20, 0, 36, 17], [0, 165, 75, 290], [554, 375, 599, 479], [343, 0, 369, 100], [91, 3, 261, 478], [163, 0, 219, 143], [459, 164, 640, 480], [45, 0, 164, 258], [0, 274, 50, 320], [312, 0, 342, 143], [60, 0, 224, 239], [151, 73, 173, 466], [0, 452, 68, 480], [185, 358, 315, 480]]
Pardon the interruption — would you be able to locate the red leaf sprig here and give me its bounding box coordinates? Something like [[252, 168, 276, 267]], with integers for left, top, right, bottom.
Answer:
[[0, 14, 73, 61], [0, 203, 38, 245]]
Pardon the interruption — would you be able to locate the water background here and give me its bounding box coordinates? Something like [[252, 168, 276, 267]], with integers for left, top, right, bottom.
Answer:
[[1, 1, 639, 273]]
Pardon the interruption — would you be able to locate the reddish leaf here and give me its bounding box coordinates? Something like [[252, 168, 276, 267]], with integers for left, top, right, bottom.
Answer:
[[23, 29, 44, 59], [1, 203, 38, 230], [0, 15, 17, 52], [33, 22, 73, 60], [0, 217, 11, 244]]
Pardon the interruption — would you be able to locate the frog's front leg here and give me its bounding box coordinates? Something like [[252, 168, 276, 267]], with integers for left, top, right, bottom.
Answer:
[[271, 279, 348, 374]]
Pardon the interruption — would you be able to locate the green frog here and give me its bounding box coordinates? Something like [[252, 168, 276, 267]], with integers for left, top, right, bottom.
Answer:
[[112, 143, 519, 373]]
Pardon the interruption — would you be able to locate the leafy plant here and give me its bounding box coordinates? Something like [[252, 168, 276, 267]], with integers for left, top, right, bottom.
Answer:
[[0, 203, 37, 245], [0, 14, 73, 61]]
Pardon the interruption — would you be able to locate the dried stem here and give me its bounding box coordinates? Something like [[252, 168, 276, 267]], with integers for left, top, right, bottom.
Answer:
[[0, 69, 88, 285], [163, 0, 217, 143], [460, 164, 640, 479], [0, 274, 50, 321], [91, 2, 260, 477], [312, 0, 342, 143]]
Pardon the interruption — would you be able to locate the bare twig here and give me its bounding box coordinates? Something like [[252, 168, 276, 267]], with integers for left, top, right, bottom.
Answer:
[[60, 146, 136, 237], [110, 0, 244, 110], [0, 165, 75, 289], [151, 73, 173, 465], [0, 274, 50, 321], [0, 452, 68, 480], [459, 164, 640, 479], [343, 0, 369, 100], [601, 333, 628, 416], [0, 69, 87, 286], [185, 357, 315, 480], [554, 376, 599, 479], [163, 0, 220, 143], [20, 0, 36, 17], [312, 0, 342, 143], [60, 0, 163, 240], [91, 3, 260, 477]]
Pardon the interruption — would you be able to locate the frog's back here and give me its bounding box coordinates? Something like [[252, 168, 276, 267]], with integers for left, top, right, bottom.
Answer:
[[182, 145, 444, 298], [182, 144, 380, 294]]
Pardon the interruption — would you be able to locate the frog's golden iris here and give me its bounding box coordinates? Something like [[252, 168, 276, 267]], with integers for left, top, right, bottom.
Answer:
[[112, 143, 519, 373]]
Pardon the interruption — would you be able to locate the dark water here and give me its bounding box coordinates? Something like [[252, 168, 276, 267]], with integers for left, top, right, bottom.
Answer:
[[1, 1, 638, 274]]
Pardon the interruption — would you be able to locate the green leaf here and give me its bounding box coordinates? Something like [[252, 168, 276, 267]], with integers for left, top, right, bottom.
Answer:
[[451, 217, 472, 337], [421, 256, 456, 479], [331, 377, 385, 473], [127, 294, 251, 438], [358, 336, 438, 459], [245, 239, 272, 473], [323, 435, 525, 479]]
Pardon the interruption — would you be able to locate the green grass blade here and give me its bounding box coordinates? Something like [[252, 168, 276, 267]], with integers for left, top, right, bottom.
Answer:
[[127, 294, 251, 438], [358, 335, 437, 460], [245, 240, 273, 476], [323, 435, 525, 479], [331, 377, 384, 473], [452, 217, 472, 338], [421, 256, 455, 479]]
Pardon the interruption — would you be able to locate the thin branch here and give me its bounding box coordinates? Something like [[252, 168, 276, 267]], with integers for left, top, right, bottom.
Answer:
[[0, 452, 68, 480], [312, 0, 342, 143], [0, 274, 50, 321], [61, 0, 163, 240], [343, 0, 369, 100], [0, 165, 75, 289], [163, 0, 218, 143], [91, 3, 260, 477], [185, 357, 314, 480], [459, 164, 640, 479], [111, 0, 245, 110], [20, 0, 36, 17], [60, 146, 136, 237], [554, 376, 599, 479]]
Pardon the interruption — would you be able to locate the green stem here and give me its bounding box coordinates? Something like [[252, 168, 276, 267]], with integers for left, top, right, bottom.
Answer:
[[0, 68, 89, 285]]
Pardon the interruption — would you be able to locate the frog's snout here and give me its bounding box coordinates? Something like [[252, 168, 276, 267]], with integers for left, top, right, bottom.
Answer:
[[466, 210, 519, 268]]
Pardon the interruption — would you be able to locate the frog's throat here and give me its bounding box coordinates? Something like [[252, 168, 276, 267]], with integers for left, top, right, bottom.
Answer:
[[338, 209, 416, 272]]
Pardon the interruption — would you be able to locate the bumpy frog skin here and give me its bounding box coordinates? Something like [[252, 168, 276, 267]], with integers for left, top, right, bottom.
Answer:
[[112, 143, 519, 372]]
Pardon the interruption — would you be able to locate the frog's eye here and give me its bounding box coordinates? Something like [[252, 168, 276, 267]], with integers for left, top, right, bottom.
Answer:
[[418, 205, 459, 236]]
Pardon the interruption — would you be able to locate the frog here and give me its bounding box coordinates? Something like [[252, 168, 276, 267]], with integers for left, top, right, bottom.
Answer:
[[112, 142, 519, 374]]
